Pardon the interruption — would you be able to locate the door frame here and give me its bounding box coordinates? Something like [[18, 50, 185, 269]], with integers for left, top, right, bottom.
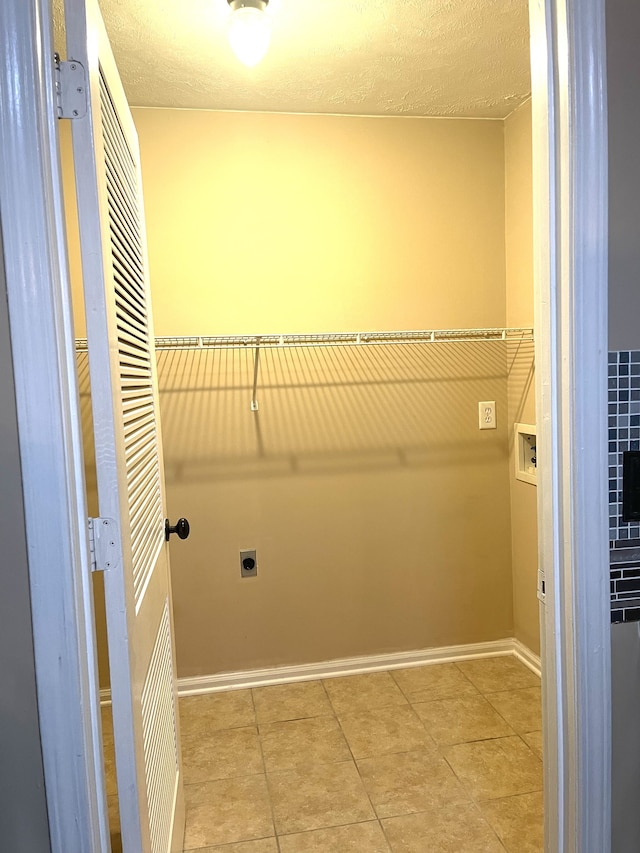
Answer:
[[529, 0, 610, 850], [0, 0, 110, 851], [0, 0, 610, 851]]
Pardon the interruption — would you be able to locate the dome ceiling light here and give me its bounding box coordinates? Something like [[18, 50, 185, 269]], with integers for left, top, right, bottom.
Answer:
[[227, 0, 271, 68]]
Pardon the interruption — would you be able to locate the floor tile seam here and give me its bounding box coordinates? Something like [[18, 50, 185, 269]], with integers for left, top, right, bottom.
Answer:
[[184, 769, 269, 786], [409, 693, 520, 742], [351, 740, 448, 762], [477, 788, 545, 806], [262, 771, 281, 837], [453, 657, 541, 695], [377, 800, 511, 851], [362, 794, 485, 823], [374, 814, 395, 852], [181, 724, 261, 746], [255, 710, 340, 727], [408, 691, 493, 709], [256, 711, 339, 731], [388, 668, 416, 704], [402, 686, 481, 704], [439, 746, 487, 806], [481, 685, 542, 701], [334, 700, 362, 764], [484, 779, 545, 799], [385, 661, 480, 705], [464, 781, 545, 808], [474, 789, 544, 853], [483, 682, 542, 695], [320, 679, 332, 699], [522, 726, 543, 736], [338, 711, 432, 748], [386, 698, 433, 745], [181, 724, 258, 737], [353, 743, 458, 768], [251, 701, 280, 849], [451, 660, 485, 692], [482, 693, 543, 734], [330, 699, 410, 718], [338, 702, 440, 740], [330, 708, 381, 825], [520, 729, 542, 738], [183, 832, 277, 852], [274, 815, 384, 839], [513, 731, 546, 758], [466, 799, 513, 852], [351, 762, 379, 825], [262, 754, 356, 775], [429, 729, 526, 749], [440, 733, 544, 795], [270, 814, 379, 840], [274, 828, 283, 853], [264, 755, 378, 836], [320, 677, 343, 718]]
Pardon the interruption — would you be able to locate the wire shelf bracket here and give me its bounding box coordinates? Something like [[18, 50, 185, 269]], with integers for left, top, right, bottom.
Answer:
[[251, 338, 260, 413]]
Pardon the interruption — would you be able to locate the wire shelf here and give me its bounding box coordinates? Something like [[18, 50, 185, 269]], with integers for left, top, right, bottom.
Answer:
[[75, 327, 534, 353]]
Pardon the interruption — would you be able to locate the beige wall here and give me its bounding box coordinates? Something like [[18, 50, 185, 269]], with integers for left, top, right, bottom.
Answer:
[[138, 110, 514, 677], [159, 339, 513, 676], [504, 100, 539, 655], [65, 109, 524, 680], [133, 109, 507, 337]]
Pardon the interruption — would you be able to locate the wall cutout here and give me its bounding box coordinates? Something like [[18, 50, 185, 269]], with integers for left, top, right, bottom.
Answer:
[[514, 423, 537, 485]]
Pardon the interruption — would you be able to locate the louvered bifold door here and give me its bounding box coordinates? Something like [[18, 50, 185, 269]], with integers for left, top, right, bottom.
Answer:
[[64, 1, 184, 850]]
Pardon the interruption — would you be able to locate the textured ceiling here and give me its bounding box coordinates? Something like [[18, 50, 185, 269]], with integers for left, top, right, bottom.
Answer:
[[54, 0, 531, 118]]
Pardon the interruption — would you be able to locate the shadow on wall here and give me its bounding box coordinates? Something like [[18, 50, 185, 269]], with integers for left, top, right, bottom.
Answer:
[[76, 337, 534, 681], [76, 339, 535, 487], [158, 339, 534, 483]]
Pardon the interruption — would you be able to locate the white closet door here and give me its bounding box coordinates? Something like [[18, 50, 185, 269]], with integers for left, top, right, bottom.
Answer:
[[64, 1, 185, 850]]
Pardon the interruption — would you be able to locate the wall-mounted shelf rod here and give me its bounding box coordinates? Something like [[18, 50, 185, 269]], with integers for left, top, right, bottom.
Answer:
[[75, 327, 534, 353]]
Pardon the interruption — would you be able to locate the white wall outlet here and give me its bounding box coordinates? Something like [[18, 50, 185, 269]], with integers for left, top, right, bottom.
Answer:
[[478, 401, 497, 430]]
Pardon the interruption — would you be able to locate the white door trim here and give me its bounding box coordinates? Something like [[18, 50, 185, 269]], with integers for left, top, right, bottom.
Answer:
[[530, 0, 610, 850], [0, 1, 109, 851]]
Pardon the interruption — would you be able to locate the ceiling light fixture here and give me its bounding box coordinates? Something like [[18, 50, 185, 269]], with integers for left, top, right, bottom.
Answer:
[[227, 0, 271, 68]]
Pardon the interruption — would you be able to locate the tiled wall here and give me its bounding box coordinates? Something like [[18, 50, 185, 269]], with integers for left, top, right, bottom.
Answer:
[[609, 350, 640, 622], [611, 542, 640, 623]]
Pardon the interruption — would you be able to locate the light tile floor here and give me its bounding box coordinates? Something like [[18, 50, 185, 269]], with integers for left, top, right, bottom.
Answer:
[[105, 655, 543, 853]]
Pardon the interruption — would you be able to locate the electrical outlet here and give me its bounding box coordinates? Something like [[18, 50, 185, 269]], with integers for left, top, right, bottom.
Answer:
[[240, 549, 257, 578], [479, 401, 497, 430]]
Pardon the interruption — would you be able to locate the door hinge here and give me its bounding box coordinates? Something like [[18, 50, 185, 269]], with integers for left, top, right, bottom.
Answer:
[[54, 54, 88, 119], [537, 568, 546, 603], [88, 517, 119, 573]]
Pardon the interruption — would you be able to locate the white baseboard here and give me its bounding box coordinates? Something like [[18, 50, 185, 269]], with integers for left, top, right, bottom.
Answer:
[[100, 637, 541, 704], [176, 637, 537, 696], [512, 638, 542, 678]]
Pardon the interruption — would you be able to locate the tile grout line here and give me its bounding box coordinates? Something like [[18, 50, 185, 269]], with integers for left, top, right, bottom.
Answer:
[[477, 789, 546, 853], [376, 809, 395, 853], [179, 659, 542, 851], [276, 816, 393, 845], [326, 673, 446, 852], [250, 686, 282, 851], [323, 676, 383, 836], [452, 660, 482, 693], [401, 659, 542, 850]]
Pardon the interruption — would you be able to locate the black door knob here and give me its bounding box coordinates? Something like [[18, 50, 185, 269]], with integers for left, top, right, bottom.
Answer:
[[165, 517, 190, 542]]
